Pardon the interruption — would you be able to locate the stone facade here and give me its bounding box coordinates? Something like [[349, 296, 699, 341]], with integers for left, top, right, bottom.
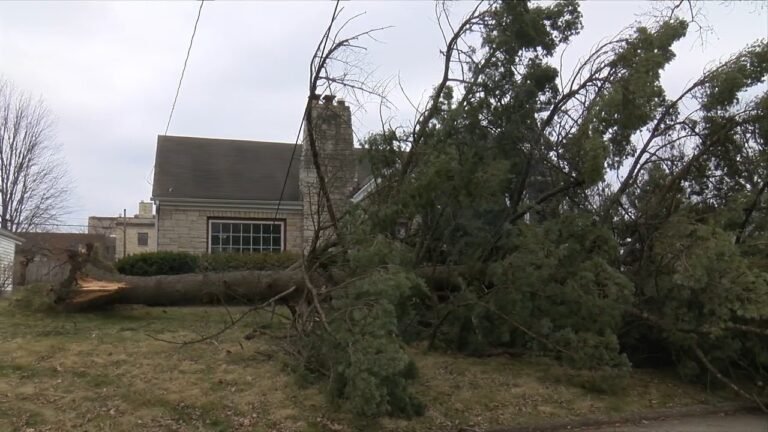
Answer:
[[300, 96, 356, 251], [88, 219, 156, 259], [88, 202, 156, 259], [156, 205, 303, 254]]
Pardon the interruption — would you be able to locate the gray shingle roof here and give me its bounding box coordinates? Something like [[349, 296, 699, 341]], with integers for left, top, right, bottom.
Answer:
[[152, 135, 375, 203], [152, 135, 302, 202]]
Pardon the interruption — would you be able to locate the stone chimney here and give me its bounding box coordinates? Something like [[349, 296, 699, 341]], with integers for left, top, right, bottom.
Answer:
[[137, 201, 153, 218], [300, 95, 354, 251]]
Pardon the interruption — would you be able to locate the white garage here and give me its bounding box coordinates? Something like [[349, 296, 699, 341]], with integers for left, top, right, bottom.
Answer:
[[0, 228, 23, 291]]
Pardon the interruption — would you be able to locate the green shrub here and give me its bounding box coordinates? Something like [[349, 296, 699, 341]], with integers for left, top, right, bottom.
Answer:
[[197, 252, 299, 272], [115, 251, 199, 276], [115, 251, 299, 276]]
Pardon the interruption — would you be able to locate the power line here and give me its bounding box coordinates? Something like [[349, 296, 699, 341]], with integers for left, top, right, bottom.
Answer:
[[272, 105, 308, 224], [22, 223, 90, 228], [150, 0, 205, 190], [164, 0, 205, 135], [272, 0, 343, 227]]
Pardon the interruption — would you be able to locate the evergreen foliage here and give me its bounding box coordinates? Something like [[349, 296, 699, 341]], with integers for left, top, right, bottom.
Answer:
[[296, 0, 768, 417], [298, 238, 427, 417]]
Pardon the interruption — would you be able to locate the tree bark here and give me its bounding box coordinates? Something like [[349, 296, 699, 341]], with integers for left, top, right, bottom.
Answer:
[[55, 265, 308, 312]]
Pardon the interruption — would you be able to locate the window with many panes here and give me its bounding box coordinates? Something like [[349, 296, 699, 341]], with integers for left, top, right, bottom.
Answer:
[[137, 232, 149, 247], [209, 220, 283, 254]]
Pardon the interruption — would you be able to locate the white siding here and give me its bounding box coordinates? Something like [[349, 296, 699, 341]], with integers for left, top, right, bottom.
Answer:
[[0, 236, 16, 291]]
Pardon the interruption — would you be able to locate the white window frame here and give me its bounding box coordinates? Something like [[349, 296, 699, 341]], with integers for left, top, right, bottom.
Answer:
[[207, 219, 285, 254]]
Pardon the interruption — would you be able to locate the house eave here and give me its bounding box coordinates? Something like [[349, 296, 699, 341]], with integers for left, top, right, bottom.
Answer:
[[0, 228, 24, 245], [351, 178, 377, 203], [152, 197, 303, 211]]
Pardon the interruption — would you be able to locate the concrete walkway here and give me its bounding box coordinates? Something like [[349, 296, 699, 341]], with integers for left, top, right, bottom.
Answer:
[[583, 412, 768, 432]]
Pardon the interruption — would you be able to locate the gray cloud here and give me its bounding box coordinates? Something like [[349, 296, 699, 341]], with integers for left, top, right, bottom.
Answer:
[[0, 1, 765, 227]]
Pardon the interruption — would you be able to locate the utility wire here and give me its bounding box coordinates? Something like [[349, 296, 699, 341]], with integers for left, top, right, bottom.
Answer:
[[272, 105, 308, 224], [272, 1, 343, 227], [164, 0, 205, 135], [21, 223, 91, 228], [149, 0, 205, 188]]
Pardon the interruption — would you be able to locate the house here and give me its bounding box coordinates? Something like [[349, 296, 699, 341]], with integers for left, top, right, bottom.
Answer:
[[151, 95, 371, 255], [14, 232, 115, 285], [0, 228, 23, 291], [88, 201, 157, 259]]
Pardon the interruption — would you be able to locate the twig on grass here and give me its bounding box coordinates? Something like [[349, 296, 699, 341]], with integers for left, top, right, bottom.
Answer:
[[146, 286, 298, 346]]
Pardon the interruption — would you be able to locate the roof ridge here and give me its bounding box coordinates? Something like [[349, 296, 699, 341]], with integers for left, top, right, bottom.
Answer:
[[158, 134, 295, 146]]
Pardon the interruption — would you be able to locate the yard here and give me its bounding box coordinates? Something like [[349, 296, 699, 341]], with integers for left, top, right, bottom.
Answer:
[[0, 298, 734, 432]]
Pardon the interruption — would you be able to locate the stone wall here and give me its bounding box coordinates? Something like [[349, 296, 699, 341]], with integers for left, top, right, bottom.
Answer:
[[88, 216, 156, 259], [156, 205, 303, 254], [299, 96, 356, 251], [122, 224, 156, 257]]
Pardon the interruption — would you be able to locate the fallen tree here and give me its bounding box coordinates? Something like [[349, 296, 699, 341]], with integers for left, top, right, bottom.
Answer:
[[49, 242, 467, 313], [50, 245, 310, 312], [55, 269, 308, 312]]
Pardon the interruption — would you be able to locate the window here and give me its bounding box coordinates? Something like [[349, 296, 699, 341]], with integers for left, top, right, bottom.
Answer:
[[209, 220, 283, 254], [137, 232, 149, 247]]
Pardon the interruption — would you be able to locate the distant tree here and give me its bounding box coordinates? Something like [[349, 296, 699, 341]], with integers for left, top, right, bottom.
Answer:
[[0, 78, 70, 232]]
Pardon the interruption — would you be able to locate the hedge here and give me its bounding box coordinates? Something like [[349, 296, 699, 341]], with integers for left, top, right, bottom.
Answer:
[[197, 252, 299, 272], [115, 251, 199, 276], [115, 251, 299, 276]]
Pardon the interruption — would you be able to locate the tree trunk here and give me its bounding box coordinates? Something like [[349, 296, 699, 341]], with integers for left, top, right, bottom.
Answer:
[[52, 242, 472, 313], [56, 266, 308, 312]]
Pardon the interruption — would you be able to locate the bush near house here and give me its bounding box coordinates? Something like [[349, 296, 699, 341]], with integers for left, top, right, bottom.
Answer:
[[197, 252, 299, 272], [115, 251, 199, 276], [115, 251, 299, 276]]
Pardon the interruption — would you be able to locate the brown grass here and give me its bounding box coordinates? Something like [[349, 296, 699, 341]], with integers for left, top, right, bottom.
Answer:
[[0, 298, 730, 432]]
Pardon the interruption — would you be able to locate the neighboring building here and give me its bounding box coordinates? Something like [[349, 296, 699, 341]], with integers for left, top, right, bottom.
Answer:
[[14, 232, 115, 285], [88, 201, 156, 259], [151, 95, 371, 255], [0, 228, 23, 291]]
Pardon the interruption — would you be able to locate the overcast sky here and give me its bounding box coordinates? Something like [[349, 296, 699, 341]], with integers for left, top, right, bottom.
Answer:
[[0, 1, 766, 228]]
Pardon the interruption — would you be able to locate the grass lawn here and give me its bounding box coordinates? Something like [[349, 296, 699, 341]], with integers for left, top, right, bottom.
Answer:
[[0, 298, 732, 432]]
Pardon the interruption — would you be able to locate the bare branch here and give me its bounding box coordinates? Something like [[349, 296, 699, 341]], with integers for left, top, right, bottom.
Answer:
[[693, 344, 768, 412]]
